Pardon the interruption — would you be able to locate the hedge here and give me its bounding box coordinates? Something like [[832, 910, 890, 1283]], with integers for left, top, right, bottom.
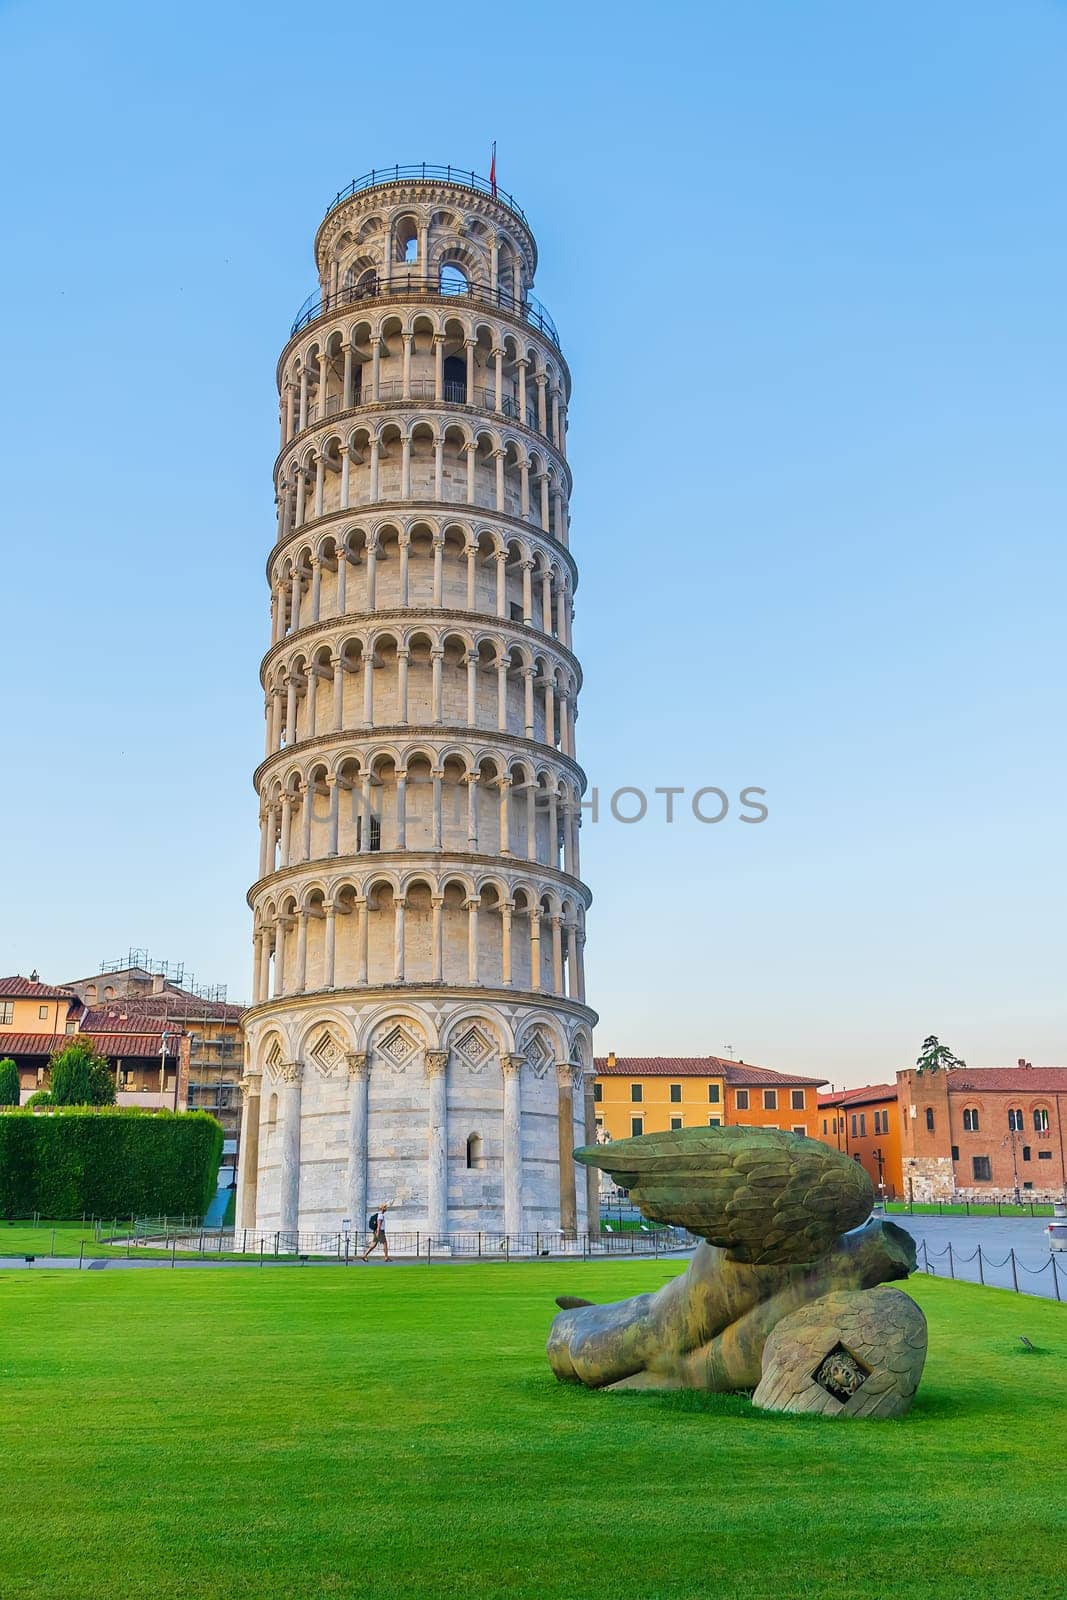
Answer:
[[0, 1108, 223, 1220]]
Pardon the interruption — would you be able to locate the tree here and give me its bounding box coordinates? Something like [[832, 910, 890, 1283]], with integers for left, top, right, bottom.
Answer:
[[48, 1039, 116, 1106], [0, 1058, 19, 1107], [915, 1035, 966, 1075]]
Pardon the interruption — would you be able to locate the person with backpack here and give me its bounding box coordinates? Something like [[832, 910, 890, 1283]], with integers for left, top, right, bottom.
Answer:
[[362, 1200, 393, 1261]]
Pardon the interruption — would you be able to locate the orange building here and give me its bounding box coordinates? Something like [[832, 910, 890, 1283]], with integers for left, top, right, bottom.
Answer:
[[817, 1084, 902, 1199], [593, 1054, 827, 1143]]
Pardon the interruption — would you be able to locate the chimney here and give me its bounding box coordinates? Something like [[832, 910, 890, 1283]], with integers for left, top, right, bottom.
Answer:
[[607, 1050, 617, 1068], [152, 973, 166, 995], [1018, 1058, 1032, 1070]]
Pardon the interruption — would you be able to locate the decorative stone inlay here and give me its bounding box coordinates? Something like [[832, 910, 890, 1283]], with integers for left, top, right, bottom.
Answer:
[[524, 1032, 553, 1079], [310, 1031, 344, 1076], [453, 1025, 493, 1072], [377, 1024, 420, 1069], [265, 1038, 283, 1071]]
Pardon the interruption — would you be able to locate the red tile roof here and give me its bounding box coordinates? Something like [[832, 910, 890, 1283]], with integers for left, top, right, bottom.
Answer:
[[0, 976, 76, 1000], [81, 996, 244, 1028], [819, 1084, 898, 1109], [0, 1033, 67, 1057], [941, 1067, 1067, 1094], [0, 1028, 179, 1061], [594, 1056, 827, 1087], [85, 1032, 181, 1059]]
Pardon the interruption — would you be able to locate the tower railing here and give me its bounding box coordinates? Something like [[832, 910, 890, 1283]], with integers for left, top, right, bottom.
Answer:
[[322, 164, 530, 230], [289, 274, 560, 348]]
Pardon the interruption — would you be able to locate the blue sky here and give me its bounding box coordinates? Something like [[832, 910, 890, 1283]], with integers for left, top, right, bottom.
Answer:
[[1, 1, 1064, 1083]]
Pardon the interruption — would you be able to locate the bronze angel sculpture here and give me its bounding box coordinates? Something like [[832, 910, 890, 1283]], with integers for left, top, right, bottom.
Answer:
[[547, 1127, 927, 1418]]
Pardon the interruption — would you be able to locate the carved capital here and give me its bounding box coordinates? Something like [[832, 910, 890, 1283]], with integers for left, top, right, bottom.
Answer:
[[501, 1053, 525, 1079], [280, 1061, 304, 1085], [424, 1050, 449, 1078], [556, 1061, 575, 1090], [345, 1051, 369, 1081]]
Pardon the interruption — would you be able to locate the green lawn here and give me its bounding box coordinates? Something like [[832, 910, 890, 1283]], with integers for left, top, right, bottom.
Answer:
[[0, 1262, 1063, 1600]]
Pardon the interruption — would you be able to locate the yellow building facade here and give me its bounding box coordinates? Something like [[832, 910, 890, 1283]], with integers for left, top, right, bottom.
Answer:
[[594, 1054, 828, 1142]]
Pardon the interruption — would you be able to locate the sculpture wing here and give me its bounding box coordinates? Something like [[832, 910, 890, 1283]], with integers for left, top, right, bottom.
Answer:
[[575, 1125, 873, 1265]]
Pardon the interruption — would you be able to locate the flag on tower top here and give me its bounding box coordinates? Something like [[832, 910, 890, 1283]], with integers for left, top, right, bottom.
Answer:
[[490, 142, 497, 197]]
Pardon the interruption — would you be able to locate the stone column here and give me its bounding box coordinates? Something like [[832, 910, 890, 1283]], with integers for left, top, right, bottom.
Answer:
[[501, 1054, 524, 1236], [279, 1062, 304, 1238], [344, 1052, 369, 1236], [582, 1072, 598, 1238], [323, 904, 336, 988], [556, 1062, 578, 1236], [425, 1050, 449, 1241], [237, 1071, 262, 1230]]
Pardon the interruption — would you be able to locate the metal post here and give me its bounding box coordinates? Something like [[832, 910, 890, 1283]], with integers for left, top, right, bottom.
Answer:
[[922, 1239, 931, 1273], [1010, 1248, 1019, 1292], [505, 1234, 510, 1263], [274, 1231, 279, 1259], [977, 1245, 984, 1285], [947, 1242, 954, 1279], [79, 1241, 84, 1270], [260, 1238, 265, 1266], [171, 1238, 177, 1269], [1052, 1254, 1061, 1302]]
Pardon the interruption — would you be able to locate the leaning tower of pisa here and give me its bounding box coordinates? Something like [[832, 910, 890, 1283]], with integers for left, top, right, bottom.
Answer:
[[236, 163, 597, 1245]]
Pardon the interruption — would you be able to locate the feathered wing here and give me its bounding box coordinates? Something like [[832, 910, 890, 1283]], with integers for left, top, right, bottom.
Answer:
[[574, 1125, 873, 1265]]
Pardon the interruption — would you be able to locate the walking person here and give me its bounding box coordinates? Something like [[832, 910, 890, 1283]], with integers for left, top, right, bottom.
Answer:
[[362, 1200, 394, 1261]]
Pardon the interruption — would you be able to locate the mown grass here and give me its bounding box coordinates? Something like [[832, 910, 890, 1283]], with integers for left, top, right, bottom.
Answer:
[[885, 1201, 1053, 1217], [0, 1261, 1064, 1599]]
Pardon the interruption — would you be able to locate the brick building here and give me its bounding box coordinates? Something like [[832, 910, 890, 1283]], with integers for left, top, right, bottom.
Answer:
[[593, 1054, 827, 1143], [899, 1061, 1067, 1202], [816, 1084, 902, 1199]]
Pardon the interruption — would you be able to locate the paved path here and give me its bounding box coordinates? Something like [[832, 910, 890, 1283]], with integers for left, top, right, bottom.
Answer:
[[2, 1216, 1062, 1300], [891, 1213, 1063, 1301]]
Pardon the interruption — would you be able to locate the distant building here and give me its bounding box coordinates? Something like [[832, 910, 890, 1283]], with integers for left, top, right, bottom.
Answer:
[[62, 954, 246, 1137], [898, 1060, 1067, 1203], [593, 1054, 827, 1143], [0, 973, 190, 1109], [816, 1084, 902, 1198], [1, 954, 246, 1137]]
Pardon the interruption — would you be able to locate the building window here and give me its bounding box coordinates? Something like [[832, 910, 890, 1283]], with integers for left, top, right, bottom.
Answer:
[[791, 1089, 805, 1111], [38, 1005, 49, 1020], [971, 1156, 992, 1181], [763, 1089, 778, 1111], [1022, 1146, 1031, 1162], [708, 1116, 721, 1127], [859, 1113, 866, 1137], [0, 1002, 12, 1025], [593, 1082, 602, 1103], [595, 1117, 603, 1131], [851, 1114, 858, 1138], [735, 1090, 749, 1111], [792, 1125, 806, 1137], [962, 1107, 979, 1132], [1033, 1107, 1050, 1133], [925, 1108, 935, 1132], [630, 1116, 643, 1137], [630, 1083, 643, 1104], [466, 1133, 483, 1169], [832, 1117, 838, 1134], [1007, 1107, 1024, 1132], [670, 1116, 682, 1130], [708, 1084, 720, 1103], [670, 1083, 682, 1103], [822, 1119, 828, 1135], [951, 1145, 959, 1161], [1023, 1181, 1033, 1190], [1038, 1150, 1052, 1161]]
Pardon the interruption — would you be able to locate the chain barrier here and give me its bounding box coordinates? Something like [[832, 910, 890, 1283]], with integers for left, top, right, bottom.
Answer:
[[918, 1237, 1061, 1301]]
